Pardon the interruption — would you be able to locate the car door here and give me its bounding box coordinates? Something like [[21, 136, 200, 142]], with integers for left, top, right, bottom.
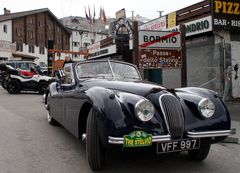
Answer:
[[49, 64, 73, 125], [50, 76, 64, 125], [60, 64, 80, 137]]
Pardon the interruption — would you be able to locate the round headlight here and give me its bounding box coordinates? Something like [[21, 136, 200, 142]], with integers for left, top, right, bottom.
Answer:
[[198, 98, 215, 118], [135, 99, 155, 122]]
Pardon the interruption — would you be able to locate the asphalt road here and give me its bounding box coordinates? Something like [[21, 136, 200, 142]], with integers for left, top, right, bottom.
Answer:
[[0, 87, 239, 173]]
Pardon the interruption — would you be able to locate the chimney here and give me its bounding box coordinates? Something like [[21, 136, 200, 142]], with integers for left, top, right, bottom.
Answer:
[[3, 8, 11, 15]]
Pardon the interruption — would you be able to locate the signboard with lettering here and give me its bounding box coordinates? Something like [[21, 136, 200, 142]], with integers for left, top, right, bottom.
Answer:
[[168, 12, 176, 28], [212, 0, 240, 31], [139, 31, 181, 48], [115, 8, 126, 19], [139, 49, 182, 69], [87, 42, 100, 54], [88, 44, 117, 59], [185, 16, 212, 36], [100, 37, 114, 48], [0, 40, 16, 53], [139, 16, 167, 31], [166, 16, 212, 36]]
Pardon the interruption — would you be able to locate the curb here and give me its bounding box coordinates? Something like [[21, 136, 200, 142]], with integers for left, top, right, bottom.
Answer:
[[223, 137, 239, 144]]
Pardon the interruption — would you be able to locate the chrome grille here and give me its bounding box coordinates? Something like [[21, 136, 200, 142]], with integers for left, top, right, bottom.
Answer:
[[159, 94, 184, 139]]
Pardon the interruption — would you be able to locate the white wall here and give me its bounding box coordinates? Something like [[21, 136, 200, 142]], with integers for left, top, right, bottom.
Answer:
[[0, 20, 12, 42], [231, 41, 240, 98], [0, 20, 13, 60], [70, 30, 107, 61], [11, 43, 48, 66]]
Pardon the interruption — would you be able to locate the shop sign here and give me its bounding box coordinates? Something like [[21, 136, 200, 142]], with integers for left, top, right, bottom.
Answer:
[[139, 49, 182, 69], [212, 0, 240, 31], [0, 40, 16, 53], [139, 31, 181, 48], [88, 44, 117, 59], [87, 42, 100, 54], [115, 8, 126, 19], [184, 16, 212, 36], [100, 37, 114, 48], [168, 12, 177, 28], [139, 16, 167, 31], [166, 16, 212, 37]]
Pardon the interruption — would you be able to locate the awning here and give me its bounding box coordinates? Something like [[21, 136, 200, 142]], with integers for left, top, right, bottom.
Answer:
[[12, 53, 38, 61]]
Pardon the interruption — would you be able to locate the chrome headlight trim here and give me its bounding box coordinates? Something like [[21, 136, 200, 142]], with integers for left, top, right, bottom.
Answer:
[[198, 98, 215, 118], [135, 99, 155, 122]]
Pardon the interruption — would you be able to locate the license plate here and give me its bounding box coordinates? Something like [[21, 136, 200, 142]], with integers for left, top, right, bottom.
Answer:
[[123, 131, 152, 147], [157, 139, 200, 154]]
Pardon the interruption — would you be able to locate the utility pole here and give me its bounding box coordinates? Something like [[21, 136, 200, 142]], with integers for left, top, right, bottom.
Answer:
[[131, 11, 134, 20], [133, 21, 139, 66], [180, 24, 187, 87], [157, 11, 164, 17]]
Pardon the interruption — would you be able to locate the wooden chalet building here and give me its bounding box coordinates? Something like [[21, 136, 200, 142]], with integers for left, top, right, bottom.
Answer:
[[0, 8, 70, 66]]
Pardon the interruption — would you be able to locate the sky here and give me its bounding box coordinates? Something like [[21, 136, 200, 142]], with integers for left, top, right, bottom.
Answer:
[[0, 0, 204, 20]]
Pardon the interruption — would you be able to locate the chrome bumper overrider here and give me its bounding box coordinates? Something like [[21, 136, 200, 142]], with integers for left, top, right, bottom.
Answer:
[[108, 129, 236, 145]]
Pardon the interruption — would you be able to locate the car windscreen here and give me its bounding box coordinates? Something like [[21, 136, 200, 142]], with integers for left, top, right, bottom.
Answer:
[[76, 61, 141, 81], [76, 61, 113, 79], [18, 62, 36, 70], [110, 61, 141, 80]]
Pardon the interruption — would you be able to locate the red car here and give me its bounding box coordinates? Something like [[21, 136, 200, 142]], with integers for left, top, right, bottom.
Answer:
[[19, 69, 36, 77]]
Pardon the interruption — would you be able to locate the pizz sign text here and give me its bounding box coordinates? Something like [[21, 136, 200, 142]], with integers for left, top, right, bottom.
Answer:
[[213, 0, 240, 30]]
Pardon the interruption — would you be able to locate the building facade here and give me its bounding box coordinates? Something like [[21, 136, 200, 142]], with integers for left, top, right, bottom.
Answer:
[[0, 8, 70, 67], [69, 28, 108, 61], [138, 0, 240, 99]]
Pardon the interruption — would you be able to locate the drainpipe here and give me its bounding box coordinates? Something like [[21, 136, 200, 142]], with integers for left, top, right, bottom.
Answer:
[[214, 32, 226, 96]]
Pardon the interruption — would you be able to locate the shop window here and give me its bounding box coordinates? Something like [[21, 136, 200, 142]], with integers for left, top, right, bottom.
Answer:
[[230, 31, 240, 41]]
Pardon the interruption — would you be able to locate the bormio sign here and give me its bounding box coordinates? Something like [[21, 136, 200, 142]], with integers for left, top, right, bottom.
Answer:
[[139, 31, 181, 48]]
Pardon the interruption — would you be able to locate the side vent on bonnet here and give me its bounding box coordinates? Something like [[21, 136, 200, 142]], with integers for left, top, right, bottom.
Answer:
[[159, 94, 184, 139]]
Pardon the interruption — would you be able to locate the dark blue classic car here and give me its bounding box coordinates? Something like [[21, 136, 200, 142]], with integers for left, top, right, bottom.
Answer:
[[45, 60, 235, 171]]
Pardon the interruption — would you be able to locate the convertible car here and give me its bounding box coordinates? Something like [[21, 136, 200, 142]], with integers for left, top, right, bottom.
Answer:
[[45, 60, 235, 171]]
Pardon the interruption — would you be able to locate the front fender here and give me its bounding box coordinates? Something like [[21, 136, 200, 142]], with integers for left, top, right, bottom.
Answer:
[[175, 87, 231, 131], [48, 82, 59, 96], [85, 87, 167, 147]]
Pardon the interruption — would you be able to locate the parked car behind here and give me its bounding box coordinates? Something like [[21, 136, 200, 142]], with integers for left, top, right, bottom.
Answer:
[[0, 60, 36, 71], [0, 61, 48, 78]]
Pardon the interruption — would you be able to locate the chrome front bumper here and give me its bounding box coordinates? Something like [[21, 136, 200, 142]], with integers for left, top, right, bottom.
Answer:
[[108, 129, 236, 145], [109, 134, 171, 145], [186, 129, 236, 138]]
